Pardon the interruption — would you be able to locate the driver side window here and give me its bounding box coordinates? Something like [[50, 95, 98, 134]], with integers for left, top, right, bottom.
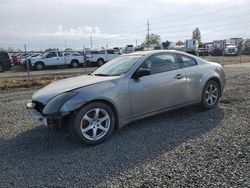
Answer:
[[140, 53, 180, 75], [46, 52, 57, 58]]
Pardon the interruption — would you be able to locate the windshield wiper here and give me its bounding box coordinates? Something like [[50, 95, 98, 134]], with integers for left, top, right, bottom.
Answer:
[[93, 73, 111, 76]]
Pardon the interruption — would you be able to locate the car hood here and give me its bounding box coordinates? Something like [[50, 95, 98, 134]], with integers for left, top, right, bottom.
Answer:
[[32, 75, 118, 104]]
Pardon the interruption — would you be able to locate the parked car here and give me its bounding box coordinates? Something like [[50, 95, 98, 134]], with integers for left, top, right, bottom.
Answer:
[[27, 50, 226, 145], [123, 45, 134, 53], [29, 51, 85, 70], [242, 39, 250, 55], [17, 53, 30, 64], [0, 51, 12, 72], [224, 43, 238, 56], [198, 48, 209, 56], [86, 49, 120, 66], [20, 53, 43, 65], [210, 40, 225, 56], [11, 54, 19, 65]]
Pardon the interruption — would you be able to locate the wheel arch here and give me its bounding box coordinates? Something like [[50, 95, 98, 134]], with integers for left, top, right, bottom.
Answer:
[[71, 59, 79, 63], [97, 58, 104, 62], [35, 61, 45, 66]]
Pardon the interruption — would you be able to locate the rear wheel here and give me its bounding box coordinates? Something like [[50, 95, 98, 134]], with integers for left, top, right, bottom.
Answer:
[[70, 60, 79, 68], [97, 59, 104, 66], [70, 102, 115, 145], [201, 80, 220, 109], [34, 62, 45, 71]]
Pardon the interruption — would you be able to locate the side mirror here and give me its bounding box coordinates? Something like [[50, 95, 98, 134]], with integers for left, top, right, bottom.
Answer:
[[133, 68, 150, 79]]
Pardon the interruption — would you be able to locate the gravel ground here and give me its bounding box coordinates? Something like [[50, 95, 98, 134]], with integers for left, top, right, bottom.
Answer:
[[0, 64, 249, 187]]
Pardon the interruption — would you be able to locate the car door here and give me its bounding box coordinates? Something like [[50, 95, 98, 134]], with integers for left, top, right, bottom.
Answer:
[[44, 52, 59, 66], [129, 52, 187, 117], [57, 51, 66, 65]]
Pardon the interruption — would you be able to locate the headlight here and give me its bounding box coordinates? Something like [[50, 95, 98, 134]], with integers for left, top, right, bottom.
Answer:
[[42, 92, 77, 115]]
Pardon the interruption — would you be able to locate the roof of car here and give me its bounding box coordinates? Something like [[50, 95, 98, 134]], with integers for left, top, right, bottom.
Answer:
[[122, 50, 193, 57]]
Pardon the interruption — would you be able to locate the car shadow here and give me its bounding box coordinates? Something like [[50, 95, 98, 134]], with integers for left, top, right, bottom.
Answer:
[[0, 105, 225, 187]]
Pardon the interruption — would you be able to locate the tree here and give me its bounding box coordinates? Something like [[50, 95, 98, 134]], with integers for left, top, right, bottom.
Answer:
[[192, 27, 201, 44], [143, 34, 161, 48], [175, 40, 184, 46]]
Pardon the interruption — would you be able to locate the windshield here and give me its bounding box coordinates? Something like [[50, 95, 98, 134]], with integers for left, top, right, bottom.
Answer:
[[92, 55, 141, 76]]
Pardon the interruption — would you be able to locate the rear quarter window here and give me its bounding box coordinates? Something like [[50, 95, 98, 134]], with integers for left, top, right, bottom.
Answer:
[[178, 55, 197, 67]]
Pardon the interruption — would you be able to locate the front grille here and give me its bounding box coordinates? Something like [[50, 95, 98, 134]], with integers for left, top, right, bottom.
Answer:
[[33, 100, 45, 113]]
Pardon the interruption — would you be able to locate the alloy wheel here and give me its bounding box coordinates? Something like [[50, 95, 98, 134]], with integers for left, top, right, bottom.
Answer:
[[205, 83, 219, 105], [80, 108, 110, 141]]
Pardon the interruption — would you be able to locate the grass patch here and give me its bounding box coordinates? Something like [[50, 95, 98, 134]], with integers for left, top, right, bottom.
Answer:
[[0, 76, 69, 90]]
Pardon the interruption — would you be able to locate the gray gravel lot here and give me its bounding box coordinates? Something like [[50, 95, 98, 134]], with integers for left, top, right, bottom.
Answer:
[[0, 64, 249, 187]]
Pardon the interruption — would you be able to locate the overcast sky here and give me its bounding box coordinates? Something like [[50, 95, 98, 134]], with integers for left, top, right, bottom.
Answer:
[[0, 0, 249, 50]]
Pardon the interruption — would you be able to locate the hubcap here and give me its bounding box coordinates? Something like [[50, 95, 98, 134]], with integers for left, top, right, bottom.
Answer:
[[37, 64, 43, 70], [98, 61, 104, 66], [205, 84, 219, 105], [80, 108, 110, 141]]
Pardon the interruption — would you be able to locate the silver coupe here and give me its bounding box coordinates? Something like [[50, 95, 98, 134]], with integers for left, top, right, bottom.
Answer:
[[27, 50, 226, 145]]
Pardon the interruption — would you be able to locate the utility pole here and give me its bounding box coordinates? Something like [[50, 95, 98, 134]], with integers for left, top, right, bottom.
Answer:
[[83, 45, 87, 74], [24, 44, 31, 86], [90, 35, 93, 49], [105, 44, 108, 61], [147, 19, 150, 48], [64, 40, 67, 50], [136, 39, 138, 47]]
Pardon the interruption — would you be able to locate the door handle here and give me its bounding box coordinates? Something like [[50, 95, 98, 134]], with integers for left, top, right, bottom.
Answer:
[[175, 74, 183, 79]]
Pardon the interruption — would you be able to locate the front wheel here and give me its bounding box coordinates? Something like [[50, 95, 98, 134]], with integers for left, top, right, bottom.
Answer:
[[201, 80, 220, 109], [34, 62, 45, 71], [70, 102, 115, 145]]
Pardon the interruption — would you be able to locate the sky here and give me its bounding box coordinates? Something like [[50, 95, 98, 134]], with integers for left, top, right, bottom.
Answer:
[[0, 0, 249, 50]]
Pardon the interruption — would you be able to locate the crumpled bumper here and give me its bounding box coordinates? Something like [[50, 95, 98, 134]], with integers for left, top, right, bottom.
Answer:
[[26, 102, 48, 126]]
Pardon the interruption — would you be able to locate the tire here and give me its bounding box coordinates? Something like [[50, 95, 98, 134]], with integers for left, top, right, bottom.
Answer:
[[71, 60, 79, 68], [0, 64, 4, 72], [34, 62, 45, 71], [70, 102, 115, 145], [201, 80, 220, 109], [97, 59, 104, 66]]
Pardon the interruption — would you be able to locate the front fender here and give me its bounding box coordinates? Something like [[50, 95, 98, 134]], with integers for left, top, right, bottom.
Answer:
[[59, 93, 88, 113]]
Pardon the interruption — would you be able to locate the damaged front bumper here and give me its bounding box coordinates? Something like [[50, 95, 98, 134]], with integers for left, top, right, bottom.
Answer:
[[26, 102, 49, 126]]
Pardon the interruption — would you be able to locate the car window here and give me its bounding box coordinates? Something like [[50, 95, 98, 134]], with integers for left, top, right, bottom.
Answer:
[[46, 52, 57, 58], [178, 55, 197, 67], [107, 50, 114, 54], [98, 51, 105, 54], [0, 52, 9, 59], [58, 52, 63, 57], [91, 51, 98, 54], [140, 53, 180, 75]]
